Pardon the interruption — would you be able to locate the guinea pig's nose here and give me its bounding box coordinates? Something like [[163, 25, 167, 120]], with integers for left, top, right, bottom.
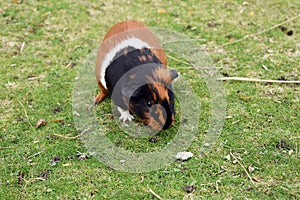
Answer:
[[149, 104, 167, 131]]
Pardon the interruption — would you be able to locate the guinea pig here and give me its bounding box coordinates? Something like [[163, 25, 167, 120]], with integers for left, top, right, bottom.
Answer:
[[94, 20, 178, 131]]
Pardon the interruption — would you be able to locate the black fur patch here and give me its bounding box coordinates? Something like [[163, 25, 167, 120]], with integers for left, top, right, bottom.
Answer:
[[106, 46, 176, 129], [105, 47, 162, 108]]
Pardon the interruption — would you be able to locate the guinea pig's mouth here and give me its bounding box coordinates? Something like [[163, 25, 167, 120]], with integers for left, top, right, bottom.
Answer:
[[141, 114, 174, 131], [147, 104, 174, 131]]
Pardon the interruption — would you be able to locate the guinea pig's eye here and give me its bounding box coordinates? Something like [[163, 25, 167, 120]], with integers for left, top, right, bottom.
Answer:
[[146, 101, 152, 107]]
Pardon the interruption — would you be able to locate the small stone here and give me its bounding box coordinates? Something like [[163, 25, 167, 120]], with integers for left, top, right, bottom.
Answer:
[[120, 159, 126, 164], [248, 165, 255, 173], [175, 152, 193, 161], [224, 154, 231, 161]]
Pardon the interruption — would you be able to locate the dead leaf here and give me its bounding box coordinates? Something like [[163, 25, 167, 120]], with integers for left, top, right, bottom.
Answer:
[[149, 137, 158, 143], [278, 25, 287, 32], [36, 119, 47, 128], [12, 0, 23, 4], [50, 156, 60, 163], [27, 74, 39, 80], [52, 107, 63, 114], [183, 185, 195, 193], [240, 96, 251, 99], [51, 119, 64, 123], [157, 9, 166, 14], [76, 151, 89, 160], [63, 163, 72, 167], [226, 35, 235, 42], [287, 30, 293, 36]]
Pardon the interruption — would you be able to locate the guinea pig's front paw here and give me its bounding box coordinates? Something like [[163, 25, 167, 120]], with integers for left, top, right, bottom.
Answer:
[[117, 107, 134, 123]]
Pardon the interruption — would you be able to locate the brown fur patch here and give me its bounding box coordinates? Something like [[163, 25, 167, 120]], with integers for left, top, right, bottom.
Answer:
[[138, 55, 147, 62], [147, 54, 154, 62], [140, 48, 146, 53], [129, 74, 136, 79], [94, 80, 109, 104], [147, 117, 163, 131], [95, 20, 168, 88], [154, 105, 166, 126], [152, 83, 169, 103], [152, 90, 157, 102], [123, 48, 128, 56], [153, 67, 172, 84]]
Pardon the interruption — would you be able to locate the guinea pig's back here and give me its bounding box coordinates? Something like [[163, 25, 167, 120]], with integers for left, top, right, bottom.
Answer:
[[95, 20, 167, 90], [105, 47, 163, 109]]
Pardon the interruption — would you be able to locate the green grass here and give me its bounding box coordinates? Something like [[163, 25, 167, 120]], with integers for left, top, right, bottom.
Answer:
[[1, 0, 299, 199]]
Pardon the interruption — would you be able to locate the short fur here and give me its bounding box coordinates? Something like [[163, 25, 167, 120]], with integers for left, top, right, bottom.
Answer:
[[95, 20, 178, 131]]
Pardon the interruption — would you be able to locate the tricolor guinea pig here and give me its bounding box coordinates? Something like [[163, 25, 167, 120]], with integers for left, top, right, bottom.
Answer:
[[94, 20, 178, 131]]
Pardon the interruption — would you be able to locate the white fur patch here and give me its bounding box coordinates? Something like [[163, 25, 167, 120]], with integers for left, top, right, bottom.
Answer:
[[100, 37, 150, 89], [117, 107, 134, 123]]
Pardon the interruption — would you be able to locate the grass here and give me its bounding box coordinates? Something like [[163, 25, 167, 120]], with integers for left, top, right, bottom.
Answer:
[[1, 0, 299, 199]]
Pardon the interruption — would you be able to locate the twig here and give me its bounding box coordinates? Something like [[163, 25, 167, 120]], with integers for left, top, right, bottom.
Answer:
[[149, 188, 164, 200], [53, 128, 89, 140], [18, 171, 23, 186], [53, 133, 83, 140], [220, 13, 300, 47], [218, 77, 300, 84], [167, 54, 192, 66], [215, 180, 221, 193], [17, 100, 35, 130], [31, 177, 46, 182], [20, 42, 25, 53], [27, 151, 42, 159], [289, 136, 300, 140], [230, 152, 255, 185], [0, 146, 14, 150], [162, 38, 206, 45]]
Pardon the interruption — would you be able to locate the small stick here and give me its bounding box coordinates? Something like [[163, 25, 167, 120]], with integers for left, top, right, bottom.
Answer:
[[215, 180, 221, 193], [230, 152, 255, 185], [167, 54, 192, 66], [289, 136, 300, 140], [220, 13, 300, 47], [18, 171, 23, 186], [31, 177, 46, 182], [17, 100, 35, 130], [218, 77, 300, 84], [27, 151, 42, 159], [149, 188, 164, 200], [20, 42, 25, 53], [53, 133, 83, 140], [0, 146, 13, 150], [53, 128, 89, 140]]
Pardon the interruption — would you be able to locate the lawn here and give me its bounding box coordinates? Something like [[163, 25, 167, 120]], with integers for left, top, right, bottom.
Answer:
[[1, 0, 299, 199]]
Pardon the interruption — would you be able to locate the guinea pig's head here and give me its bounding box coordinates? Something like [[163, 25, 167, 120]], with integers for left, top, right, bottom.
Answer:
[[121, 66, 178, 131]]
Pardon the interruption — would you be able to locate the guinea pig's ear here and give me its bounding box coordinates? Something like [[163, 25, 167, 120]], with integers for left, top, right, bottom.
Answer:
[[170, 69, 178, 81]]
